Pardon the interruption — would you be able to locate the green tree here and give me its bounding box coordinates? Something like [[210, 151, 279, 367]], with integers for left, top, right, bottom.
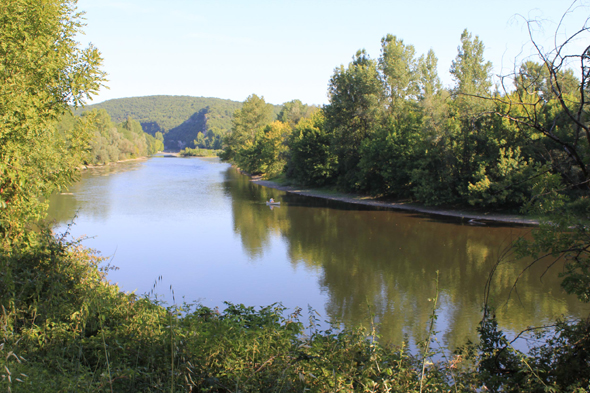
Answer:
[[277, 99, 317, 129], [236, 121, 291, 177], [0, 0, 106, 246], [324, 50, 384, 190], [379, 34, 419, 116], [446, 29, 494, 198], [355, 36, 431, 198], [464, 99, 537, 207], [418, 49, 442, 100], [195, 132, 206, 148], [417, 49, 449, 140], [85, 109, 121, 164], [413, 50, 452, 205], [450, 29, 492, 100], [358, 112, 424, 196], [222, 94, 274, 162], [145, 133, 163, 155], [206, 127, 224, 149], [493, 20, 590, 302], [286, 112, 337, 187], [516, 60, 579, 102]]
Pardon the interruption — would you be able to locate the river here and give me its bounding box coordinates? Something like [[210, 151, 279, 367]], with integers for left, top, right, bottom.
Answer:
[[47, 156, 589, 350]]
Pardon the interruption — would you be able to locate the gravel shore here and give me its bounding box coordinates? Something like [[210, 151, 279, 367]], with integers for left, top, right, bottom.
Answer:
[[251, 177, 539, 226]]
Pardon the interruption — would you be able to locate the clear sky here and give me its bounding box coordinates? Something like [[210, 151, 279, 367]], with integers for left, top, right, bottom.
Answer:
[[76, 0, 589, 106]]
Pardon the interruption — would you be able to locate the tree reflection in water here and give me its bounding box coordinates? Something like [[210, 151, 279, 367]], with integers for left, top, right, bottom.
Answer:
[[223, 167, 588, 348], [48, 161, 589, 349]]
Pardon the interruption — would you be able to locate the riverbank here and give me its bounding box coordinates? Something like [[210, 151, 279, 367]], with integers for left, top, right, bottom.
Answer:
[[81, 156, 150, 169], [178, 147, 222, 157], [251, 177, 539, 226], [81, 151, 184, 168]]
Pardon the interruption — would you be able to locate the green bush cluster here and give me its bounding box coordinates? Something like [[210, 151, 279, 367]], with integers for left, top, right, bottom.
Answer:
[[222, 96, 319, 179], [57, 109, 164, 166], [84, 110, 164, 165], [179, 147, 223, 157]]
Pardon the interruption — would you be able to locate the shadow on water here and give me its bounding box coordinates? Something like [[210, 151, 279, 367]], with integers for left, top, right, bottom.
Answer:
[[280, 192, 533, 228], [46, 161, 146, 224], [223, 166, 533, 228]]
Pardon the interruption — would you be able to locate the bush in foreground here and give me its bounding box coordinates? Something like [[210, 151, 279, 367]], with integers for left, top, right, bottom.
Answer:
[[1, 233, 589, 392]]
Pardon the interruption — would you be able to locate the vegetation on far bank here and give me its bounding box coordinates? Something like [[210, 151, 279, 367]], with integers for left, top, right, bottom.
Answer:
[[178, 147, 223, 157], [222, 31, 582, 212], [58, 109, 164, 166]]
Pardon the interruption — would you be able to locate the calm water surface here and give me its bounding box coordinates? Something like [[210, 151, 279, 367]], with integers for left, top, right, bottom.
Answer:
[[47, 156, 589, 349]]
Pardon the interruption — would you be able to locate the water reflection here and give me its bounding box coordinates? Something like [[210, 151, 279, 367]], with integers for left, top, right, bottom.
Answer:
[[48, 159, 589, 349], [222, 167, 588, 347], [47, 162, 145, 224]]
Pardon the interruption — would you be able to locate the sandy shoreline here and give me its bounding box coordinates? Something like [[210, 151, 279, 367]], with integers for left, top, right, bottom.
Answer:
[[250, 177, 539, 226], [81, 152, 183, 169], [81, 156, 149, 169]]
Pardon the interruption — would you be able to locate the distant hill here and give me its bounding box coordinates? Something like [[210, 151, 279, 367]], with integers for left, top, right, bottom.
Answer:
[[77, 95, 281, 150]]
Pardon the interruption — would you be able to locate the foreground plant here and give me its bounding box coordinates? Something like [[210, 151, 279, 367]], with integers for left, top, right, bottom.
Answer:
[[0, 232, 458, 392], [0, 0, 106, 248]]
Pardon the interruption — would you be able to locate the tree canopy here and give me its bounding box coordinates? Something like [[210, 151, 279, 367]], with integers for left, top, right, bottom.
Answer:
[[0, 0, 106, 246], [222, 94, 275, 164]]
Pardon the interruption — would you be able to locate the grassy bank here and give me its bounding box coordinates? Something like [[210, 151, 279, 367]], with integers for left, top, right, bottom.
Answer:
[[1, 232, 588, 392]]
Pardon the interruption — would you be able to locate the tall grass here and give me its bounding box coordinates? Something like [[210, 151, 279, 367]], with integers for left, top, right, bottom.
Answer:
[[1, 232, 588, 392]]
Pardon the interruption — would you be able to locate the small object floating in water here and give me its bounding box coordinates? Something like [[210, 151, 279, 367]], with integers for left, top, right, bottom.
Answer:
[[266, 201, 281, 205], [468, 219, 486, 226], [60, 192, 74, 195]]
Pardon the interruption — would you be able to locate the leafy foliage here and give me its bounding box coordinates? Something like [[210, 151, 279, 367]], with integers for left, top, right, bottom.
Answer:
[[277, 99, 319, 128], [492, 15, 590, 304], [57, 109, 164, 165], [221, 95, 275, 167], [324, 50, 385, 189], [0, 0, 106, 247], [227, 28, 578, 216], [457, 310, 590, 392], [92, 111, 163, 164], [178, 147, 222, 157], [286, 112, 338, 187]]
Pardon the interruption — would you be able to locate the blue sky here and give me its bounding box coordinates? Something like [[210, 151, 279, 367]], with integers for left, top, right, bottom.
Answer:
[[77, 0, 589, 106]]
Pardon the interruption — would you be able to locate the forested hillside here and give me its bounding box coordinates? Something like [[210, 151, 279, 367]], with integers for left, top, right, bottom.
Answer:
[[58, 110, 164, 165], [78, 95, 281, 150]]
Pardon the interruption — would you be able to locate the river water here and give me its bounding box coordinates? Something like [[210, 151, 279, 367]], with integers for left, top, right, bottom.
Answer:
[[47, 156, 589, 349]]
